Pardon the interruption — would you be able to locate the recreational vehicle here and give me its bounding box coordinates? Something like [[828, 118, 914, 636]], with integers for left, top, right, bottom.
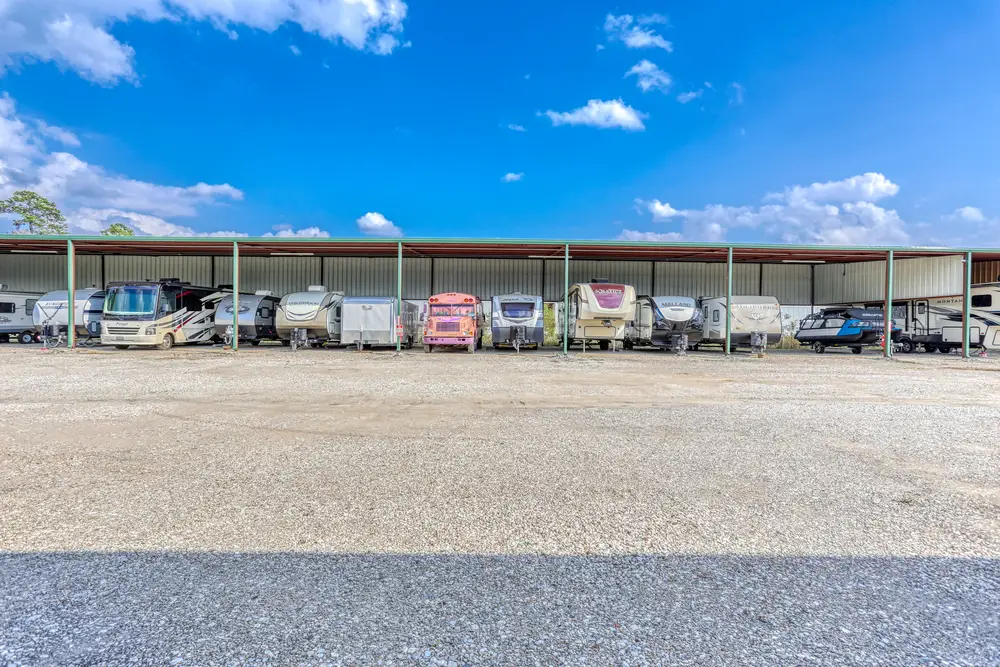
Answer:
[[795, 307, 900, 354], [101, 279, 227, 350], [848, 283, 1000, 353], [0, 288, 43, 344], [626, 295, 703, 350], [341, 296, 419, 349], [214, 291, 282, 346], [560, 282, 637, 350], [700, 296, 782, 349], [32, 289, 105, 343], [423, 292, 485, 353], [491, 292, 544, 350], [275, 287, 345, 346]]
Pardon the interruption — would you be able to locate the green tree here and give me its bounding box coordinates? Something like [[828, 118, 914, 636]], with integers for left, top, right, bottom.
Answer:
[[0, 190, 68, 234], [102, 222, 135, 236]]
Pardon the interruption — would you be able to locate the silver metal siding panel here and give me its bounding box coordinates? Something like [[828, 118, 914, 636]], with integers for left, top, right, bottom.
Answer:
[[0, 255, 64, 292], [77, 256, 103, 290], [652, 262, 759, 298], [762, 264, 812, 304], [215, 256, 322, 296], [324, 257, 395, 295], [815, 262, 884, 304], [433, 259, 543, 299], [543, 260, 652, 300], [893, 255, 963, 299], [106, 256, 212, 286]]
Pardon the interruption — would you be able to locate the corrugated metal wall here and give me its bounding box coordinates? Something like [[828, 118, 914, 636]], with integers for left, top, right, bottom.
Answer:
[[815, 255, 963, 304], [762, 264, 812, 304], [0, 254, 101, 292], [106, 256, 213, 286], [973, 261, 1000, 284], [542, 260, 654, 300], [653, 262, 759, 299], [215, 256, 321, 295], [434, 259, 543, 299]]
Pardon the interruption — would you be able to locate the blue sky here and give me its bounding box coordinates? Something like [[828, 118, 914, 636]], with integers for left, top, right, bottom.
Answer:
[[1, 1, 998, 245]]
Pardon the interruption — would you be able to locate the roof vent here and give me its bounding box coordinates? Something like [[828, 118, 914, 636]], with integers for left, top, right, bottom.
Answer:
[[307, 285, 327, 292], [254, 290, 273, 296]]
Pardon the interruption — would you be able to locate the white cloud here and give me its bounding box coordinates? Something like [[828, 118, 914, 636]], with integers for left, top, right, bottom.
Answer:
[[618, 229, 683, 242], [950, 206, 985, 223], [730, 82, 745, 105], [263, 225, 329, 238], [289, 44, 301, 56], [604, 14, 673, 51], [35, 119, 80, 146], [635, 198, 679, 219], [677, 90, 702, 104], [507, 123, 526, 132], [67, 208, 247, 237], [543, 98, 647, 131], [767, 172, 900, 205], [0, 0, 409, 85], [356, 211, 402, 237], [595, 44, 605, 51], [625, 59, 671, 93], [502, 172, 523, 183]]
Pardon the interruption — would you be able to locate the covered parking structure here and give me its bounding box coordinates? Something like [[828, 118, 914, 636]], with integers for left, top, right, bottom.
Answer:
[[1, 234, 998, 356]]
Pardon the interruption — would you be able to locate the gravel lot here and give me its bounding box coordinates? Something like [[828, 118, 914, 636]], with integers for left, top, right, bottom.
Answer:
[[1, 346, 999, 665]]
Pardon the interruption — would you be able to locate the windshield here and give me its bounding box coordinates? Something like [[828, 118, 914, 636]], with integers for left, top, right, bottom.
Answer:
[[430, 305, 476, 316], [500, 302, 535, 318], [105, 285, 158, 315]]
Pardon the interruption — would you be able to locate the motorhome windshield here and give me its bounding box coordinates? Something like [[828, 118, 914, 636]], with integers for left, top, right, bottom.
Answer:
[[431, 305, 476, 316], [105, 285, 158, 315], [500, 302, 535, 318]]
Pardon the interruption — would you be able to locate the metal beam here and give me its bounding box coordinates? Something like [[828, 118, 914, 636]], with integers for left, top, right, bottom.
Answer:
[[964, 250, 973, 358], [67, 239, 75, 349], [563, 243, 569, 356], [397, 240, 402, 353], [884, 250, 893, 358], [724, 246, 733, 356], [232, 241, 239, 352]]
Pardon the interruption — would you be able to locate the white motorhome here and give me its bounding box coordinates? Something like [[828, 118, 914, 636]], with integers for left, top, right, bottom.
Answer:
[[849, 282, 1000, 353], [0, 287, 43, 344], [33, 289, 106, 343], [275, 286, 345, 346], [340, 296, 419, 349], [102, 279, 227, 350], [626, 295, 703, 350], [700, 296, 782, 349], [560, 282, 637, 350]]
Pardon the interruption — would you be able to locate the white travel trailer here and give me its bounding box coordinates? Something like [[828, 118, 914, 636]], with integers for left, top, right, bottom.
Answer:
[[32, 289, 105, 343], [340, 296, 419, 349], [626, 295, 703, 351], [849, 282, 1000, 353], [102, 279, 227, 350], [0, 287, 43, 344], [491, 292, 544, 350], [560, 281, 637, 350], [276, 286, 345, 346], [700, 296, 782, 349], [214, 291, 282, 346]]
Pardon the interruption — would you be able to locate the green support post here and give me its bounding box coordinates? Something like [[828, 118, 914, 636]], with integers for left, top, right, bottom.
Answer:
[[963, 251, 973, 358], [724, 246, 733, 356], [397, 241, 403, 353], [232, 242, 239, 352], [563, 243, 569, 355], [884, 250, 894, 358], [66, 239, 75, 349]]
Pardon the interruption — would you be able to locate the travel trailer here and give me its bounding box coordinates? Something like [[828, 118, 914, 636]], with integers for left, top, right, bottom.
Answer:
[[423, 292, 485, 353], [32, 289, 105, 343], [214, 291, 282, 346], [626, 295, 703, 351], [491, 292, 544, 350], [795, 307, 900, 354], [848, 283, 1000, 353], [276, 287, 345, 347], [0, 287, 43, 344], [341, 296, 420, 349], [700, 296, 782, 349], [560, 282, 637, 350], [102, 279, 228, 350]]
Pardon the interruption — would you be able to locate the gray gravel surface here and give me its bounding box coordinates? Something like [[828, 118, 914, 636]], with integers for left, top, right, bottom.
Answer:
[[1, 347, 999, 665]]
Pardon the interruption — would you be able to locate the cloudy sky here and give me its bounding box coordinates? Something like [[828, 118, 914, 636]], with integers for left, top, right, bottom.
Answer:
[[0, 0, 998, 244]]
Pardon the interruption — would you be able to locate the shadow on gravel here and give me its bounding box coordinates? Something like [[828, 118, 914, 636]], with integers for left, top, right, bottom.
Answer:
[[2, 552, 998, 665]]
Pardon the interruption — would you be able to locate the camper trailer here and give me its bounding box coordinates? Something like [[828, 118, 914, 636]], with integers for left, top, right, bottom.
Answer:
[[276, 287, 345, 347], [102, 279, 227, 350], [700, 296, 782, 349], [795, 307, 900, 354], [0, 288, 43, 344], [847, 283, 1000, 353], [491, 292, 544, 350], [32, 289, 105, 344], [214, 291, 282, 346], [423, 292, 485, 353], [560, 282, 637, 350], [626, 295, 703, 351], [341, 297, 419, 349]]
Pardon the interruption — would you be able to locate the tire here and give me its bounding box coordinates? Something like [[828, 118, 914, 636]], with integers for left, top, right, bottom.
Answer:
[[17, 331, 35, 345], [599, 340, 610, 351], [158, 333, 174, 351], [423, 344, 432, 353], [851, 347, 863, 355], [813, 342, 825, 354], [923, 345, 937, 353], [249, 339, 260, 346], [114, 345, 130, 350], [899, 339, 915, 354], [938, 346, 950, 354], [0, 334, 8, 343], [281, 339, 291, 347]]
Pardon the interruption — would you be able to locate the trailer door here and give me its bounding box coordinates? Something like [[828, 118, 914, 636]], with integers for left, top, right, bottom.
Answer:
[[912, 299, 930, 337]]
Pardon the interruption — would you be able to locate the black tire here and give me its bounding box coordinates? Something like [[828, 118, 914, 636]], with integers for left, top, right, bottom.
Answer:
[[249, 339, 260, 346], [281, 339, 291, 347], [0, 334, 9, 343], [813, 342, 825, 354], [899, 339, 915, 354], [923, 345, 937, 353], [851, 347, 863, 355], [114, 345, 130, 350], [599, 340, 610, 351], [17, 331, 34, 345], [158, 333, 174, 351], [938, 346, 950, 354]]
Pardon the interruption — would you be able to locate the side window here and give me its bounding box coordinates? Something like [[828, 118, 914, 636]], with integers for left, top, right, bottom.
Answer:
[[259, 307, 269, 319], [0, 302, 14, 314], [158, 290, 178, 315], [25, 299, 37, 313], [712, 309, 719, 323], [917, 303, 926, 315], [826, 318, 845, 328], [972, 294, 992, 308], [335, 305, 342, 318]]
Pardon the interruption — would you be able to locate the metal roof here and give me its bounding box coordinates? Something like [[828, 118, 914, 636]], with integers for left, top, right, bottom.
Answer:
[[1, 234, 998, 263]]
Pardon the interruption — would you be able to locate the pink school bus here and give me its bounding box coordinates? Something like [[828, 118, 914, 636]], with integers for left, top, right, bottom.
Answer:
[[423, 292, 485, 353]]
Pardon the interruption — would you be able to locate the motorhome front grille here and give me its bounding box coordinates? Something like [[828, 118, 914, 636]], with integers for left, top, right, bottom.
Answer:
[[106, 326, 140, 335], [436, 322, 461, 332]]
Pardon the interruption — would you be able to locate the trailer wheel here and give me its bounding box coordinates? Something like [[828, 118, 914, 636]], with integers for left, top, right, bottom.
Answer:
[[938, 346, 950, 354], [114, 345, 130, 350], [851, 347, 863, 355], [281, 338, 290, 347], [813, 342, 826, 354], [423, 344, 432, 353], [599, 340, 610, 351], [0, 333, 8, 343], [158, 333, 174, 351], [17, 331, 35, 345], [898, 339, 915, 354], [249, 339, 260, 346]]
